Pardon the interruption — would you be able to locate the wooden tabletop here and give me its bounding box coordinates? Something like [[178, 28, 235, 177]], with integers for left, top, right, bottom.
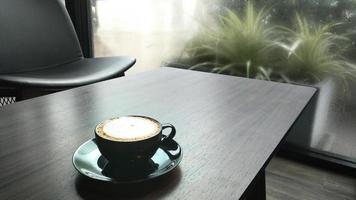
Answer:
[[0, 67, 315, 199]]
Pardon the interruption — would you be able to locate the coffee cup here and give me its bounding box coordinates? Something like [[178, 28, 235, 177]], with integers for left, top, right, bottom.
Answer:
[[95, 115, 176, 164]]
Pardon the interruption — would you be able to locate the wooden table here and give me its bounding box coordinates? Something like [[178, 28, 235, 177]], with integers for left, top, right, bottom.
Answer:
[[0, 68, 315, 199]]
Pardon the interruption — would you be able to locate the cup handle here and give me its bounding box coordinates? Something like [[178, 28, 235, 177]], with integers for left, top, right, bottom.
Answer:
[[161, 123, 176, 142]]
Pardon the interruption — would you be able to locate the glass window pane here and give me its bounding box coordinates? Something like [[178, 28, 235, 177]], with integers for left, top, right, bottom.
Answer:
[[92, 0, 201, 74], [91, 0, 356, 165]]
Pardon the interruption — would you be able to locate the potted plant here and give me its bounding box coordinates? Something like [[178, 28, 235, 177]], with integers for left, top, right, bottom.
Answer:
[[167, 1, 356, 159], [277, 15, 356, 149], [178, 2, 286, 81]]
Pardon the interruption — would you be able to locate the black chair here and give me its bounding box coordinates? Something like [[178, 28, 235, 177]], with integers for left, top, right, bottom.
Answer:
[[0, 0, 135, 104]]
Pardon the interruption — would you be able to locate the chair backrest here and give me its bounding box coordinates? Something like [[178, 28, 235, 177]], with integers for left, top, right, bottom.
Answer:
[[0, 0, 83, 74]]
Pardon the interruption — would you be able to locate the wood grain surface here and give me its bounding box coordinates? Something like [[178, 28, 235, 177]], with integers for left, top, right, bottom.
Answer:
[[0, 67, 315, 199]]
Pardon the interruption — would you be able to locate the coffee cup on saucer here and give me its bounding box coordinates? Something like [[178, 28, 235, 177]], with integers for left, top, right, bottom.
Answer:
[[95, 115, 176, 165]]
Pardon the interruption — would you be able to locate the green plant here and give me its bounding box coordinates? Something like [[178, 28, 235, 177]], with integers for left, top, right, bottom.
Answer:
[[281, 15, 356, 84], [182, 2, 285, 80], [181, 2, 356, 85]]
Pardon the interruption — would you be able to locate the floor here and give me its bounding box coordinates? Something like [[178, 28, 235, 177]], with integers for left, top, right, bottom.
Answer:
[[92, 0, 356, 199], [266, 156, 356, 200]]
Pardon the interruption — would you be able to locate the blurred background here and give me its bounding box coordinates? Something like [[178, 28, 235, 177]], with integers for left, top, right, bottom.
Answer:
[[92, 0, 200, 74], [90, 0, 356, 168]]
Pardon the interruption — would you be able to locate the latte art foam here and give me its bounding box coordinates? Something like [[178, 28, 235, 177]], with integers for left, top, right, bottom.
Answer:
[[96, 116, 160, 142]]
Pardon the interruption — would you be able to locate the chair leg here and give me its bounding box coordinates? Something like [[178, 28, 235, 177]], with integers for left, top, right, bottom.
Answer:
[[0, 88, 20, 106], [0, 97, 17, 106]]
